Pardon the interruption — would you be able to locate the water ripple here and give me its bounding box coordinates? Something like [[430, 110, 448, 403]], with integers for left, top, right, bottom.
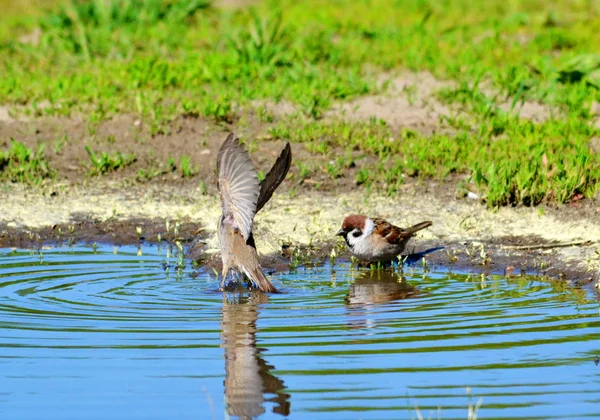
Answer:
[[0, 245, 599, 419]]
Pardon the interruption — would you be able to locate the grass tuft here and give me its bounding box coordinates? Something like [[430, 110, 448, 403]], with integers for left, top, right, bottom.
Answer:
[[0, 139, 55, 185], [85, 145, 136, 175]]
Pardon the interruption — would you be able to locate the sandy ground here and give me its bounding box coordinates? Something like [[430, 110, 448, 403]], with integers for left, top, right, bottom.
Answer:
[[1, 179, 599, 289]]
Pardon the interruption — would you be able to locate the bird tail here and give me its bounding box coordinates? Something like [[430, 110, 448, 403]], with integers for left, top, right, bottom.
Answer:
[[242, 266, 279, 293], [403, 221, 433, 236]]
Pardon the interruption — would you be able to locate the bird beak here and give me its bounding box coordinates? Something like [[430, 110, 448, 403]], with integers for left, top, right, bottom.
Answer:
[[335, 229, 345, 237]]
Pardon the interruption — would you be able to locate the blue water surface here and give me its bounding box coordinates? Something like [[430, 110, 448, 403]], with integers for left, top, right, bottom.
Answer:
[[0, 244, 599, 420]]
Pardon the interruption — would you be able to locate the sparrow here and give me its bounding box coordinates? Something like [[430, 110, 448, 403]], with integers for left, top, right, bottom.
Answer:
[[336, 215, 432, 263], [217, 133, 291, 293]]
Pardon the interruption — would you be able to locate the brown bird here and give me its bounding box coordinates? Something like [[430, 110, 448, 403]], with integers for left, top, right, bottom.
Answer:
[[217, 133, 291, 292], [336, 215, 432, 262]]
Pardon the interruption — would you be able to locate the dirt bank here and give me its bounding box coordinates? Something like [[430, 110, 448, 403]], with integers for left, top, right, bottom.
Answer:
[[1, 179, 599, 290]]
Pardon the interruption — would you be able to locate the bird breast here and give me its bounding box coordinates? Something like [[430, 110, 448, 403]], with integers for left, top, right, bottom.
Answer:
[[352, 233, 405, 262]]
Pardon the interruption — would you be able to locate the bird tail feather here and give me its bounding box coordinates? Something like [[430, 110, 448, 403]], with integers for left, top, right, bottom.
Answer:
[[242, 266, 279, 293], [403, 221, 433, 236]]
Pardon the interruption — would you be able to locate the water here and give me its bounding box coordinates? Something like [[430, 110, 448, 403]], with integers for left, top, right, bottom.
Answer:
[[1, 244, 599, 420]]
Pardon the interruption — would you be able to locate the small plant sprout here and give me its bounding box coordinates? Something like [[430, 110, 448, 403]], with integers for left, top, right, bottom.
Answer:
[[329, 247, 337, 266], [180, 155, 197, 178], [157, 233, 162, 242], [446, 249, 459, 263], [168, 157, 176, 171], [136, 226, 142, 240], [289, 248, 300, 271], [166, 220, 171, 233], [198, 180, 207, 195], [175, 241, 185, 271], [479, 244, 491, 265], [398, 254, 409, 267], [479, 273, 488, 289], [68, 225, 75, 234], [466, 387, 483, 420], [92, 243, 98, 253], [465, 243, 478, 260], [421, 256, 429, 271], [296, 162, 312, 182]]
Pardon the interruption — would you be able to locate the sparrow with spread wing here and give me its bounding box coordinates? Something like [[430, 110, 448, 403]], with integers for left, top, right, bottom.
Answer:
[[217, 133, 291, 292], [336, 215, 432, 263]]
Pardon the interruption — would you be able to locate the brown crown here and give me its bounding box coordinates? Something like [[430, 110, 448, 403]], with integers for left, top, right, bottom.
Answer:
[[341, 214, 367, 231]]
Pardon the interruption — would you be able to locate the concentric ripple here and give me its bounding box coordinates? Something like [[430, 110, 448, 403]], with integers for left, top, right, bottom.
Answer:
[[0, 244, 599, 420]]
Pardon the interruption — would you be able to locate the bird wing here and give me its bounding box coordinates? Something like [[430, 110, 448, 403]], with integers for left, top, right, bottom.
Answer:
[[217, 133, 260, 241], [373, 218, 432, 244], [256, 143, 292, 213], [372, 218, 410, 244]]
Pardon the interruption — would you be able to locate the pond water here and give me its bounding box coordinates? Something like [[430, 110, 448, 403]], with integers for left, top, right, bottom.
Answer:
[[0, 244, 599, 419]]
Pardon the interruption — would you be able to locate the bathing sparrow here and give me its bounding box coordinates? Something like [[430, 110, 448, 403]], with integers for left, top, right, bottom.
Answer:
[[217, 133, 291, 292], [336, 215, 432, 262]]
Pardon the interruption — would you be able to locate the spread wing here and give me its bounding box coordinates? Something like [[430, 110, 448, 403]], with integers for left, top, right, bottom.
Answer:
[[256, 143, 292, 213], [217, 133, 260, 241]]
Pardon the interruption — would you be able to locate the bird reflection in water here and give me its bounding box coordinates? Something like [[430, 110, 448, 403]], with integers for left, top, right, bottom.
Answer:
[[346, 269, 418, 305], [221, 290, 290, 418], [345, 269, 419, 331]]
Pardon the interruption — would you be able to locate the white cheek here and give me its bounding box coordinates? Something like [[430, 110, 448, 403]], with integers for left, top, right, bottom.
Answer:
[[347, 230, 363, 246], [347, 219, 373, 247], [348, 232, 373, 260]]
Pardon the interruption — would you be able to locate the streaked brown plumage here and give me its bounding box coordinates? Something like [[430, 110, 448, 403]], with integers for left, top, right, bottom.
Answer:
[[217, 133, 291, 292]]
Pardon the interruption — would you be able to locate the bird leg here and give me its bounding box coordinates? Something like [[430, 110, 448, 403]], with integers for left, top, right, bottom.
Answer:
[[220, 264, 229, 291]]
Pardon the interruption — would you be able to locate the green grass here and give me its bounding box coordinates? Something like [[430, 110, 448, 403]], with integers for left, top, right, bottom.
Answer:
[[1, 0, 599, 206], [271, 116, 599, 206], [85, 145, 136, 175], [0, 139, 55, 184], [179, 155, 198, 178]]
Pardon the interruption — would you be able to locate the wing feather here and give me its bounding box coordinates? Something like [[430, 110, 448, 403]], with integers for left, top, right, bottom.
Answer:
[[256, 143, 292, 213], [373, 218, 432, 244], [217, 134, 260, 241]]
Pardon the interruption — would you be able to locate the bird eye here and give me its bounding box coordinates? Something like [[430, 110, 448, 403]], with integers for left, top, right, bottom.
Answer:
[[352, 230, 362, 238]]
